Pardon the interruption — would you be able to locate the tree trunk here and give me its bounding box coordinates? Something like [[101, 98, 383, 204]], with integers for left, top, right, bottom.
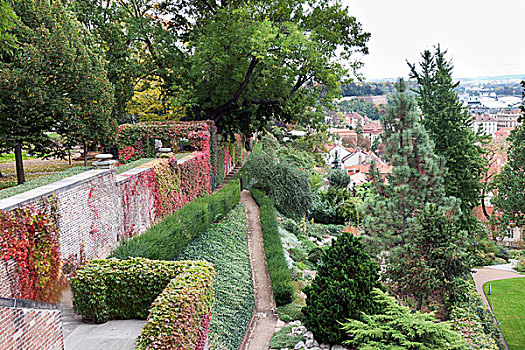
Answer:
[[14, 142, 25, 185], [83, 141, 87, 167], [416, 296, 423, 311]]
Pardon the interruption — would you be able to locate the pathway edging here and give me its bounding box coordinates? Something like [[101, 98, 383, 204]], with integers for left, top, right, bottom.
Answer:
[[240, 190, 278, 350]]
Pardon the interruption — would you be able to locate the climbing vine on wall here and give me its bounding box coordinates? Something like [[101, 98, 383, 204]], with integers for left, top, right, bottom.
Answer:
[[0, 196, 62, 303]]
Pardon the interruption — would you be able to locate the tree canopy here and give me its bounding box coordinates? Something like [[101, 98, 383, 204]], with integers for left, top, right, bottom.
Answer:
[[0, 0, 115, 182], [70, 0, 370, 134], [408, 46, 487, 230], [0, 0, 17, 55], [492, 81, 525, 229]]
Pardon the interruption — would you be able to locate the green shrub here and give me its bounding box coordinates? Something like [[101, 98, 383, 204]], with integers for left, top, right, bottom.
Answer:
[[448, 281, 505, 350], [276, 303, 304, 323], [516, 259, 525, 272], [310, 187, 359, 225], [270, 326, 304, 349], [251, 189, 294, 306], [179, 205, 253, 350], [111, 179, 240, 260], [327, 168, 351, 189], [303, 232, 382, 344], [342, 289, 466, 350], [136, 262, 215, 350], [71, 258, 213, 323], [245, 151, 312, 219]]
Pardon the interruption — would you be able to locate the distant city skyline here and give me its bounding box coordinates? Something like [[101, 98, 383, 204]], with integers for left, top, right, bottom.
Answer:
[[343, 0, 525, 81]]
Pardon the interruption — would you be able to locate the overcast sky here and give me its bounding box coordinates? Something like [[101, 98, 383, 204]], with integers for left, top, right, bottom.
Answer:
[[343, 0, 525, 80]]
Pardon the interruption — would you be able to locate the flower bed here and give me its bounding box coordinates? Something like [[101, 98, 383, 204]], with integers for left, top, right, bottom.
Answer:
[[178, 204, 253, 350]]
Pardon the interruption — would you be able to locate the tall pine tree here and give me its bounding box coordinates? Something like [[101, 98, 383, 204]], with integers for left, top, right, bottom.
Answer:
[[362, 81, 469, 310], [362, 80, 459, 253], [408, 46, 486, 230], [492, 81, 525, 230]]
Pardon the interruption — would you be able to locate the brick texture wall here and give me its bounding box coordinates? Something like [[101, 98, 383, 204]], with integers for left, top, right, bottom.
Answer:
[[0, 301, 63, 350]]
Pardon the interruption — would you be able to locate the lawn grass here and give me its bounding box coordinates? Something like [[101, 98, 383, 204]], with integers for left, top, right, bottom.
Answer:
[[177, 204, 254, 350], [116, 158, 155, 174], [483, 278, 525, 350], [0, 166, 90, 200], [0, 152, 38, 163]]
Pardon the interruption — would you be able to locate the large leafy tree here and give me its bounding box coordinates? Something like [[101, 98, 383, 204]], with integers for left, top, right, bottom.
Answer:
[[0, 0, 17, 54], [408, 46, 487, 230], [0, 0, 115, 183], [492, 82, 525, 230], [68, 0, 170, 122]]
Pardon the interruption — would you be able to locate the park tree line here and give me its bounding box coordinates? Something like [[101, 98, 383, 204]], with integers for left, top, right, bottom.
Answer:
[[0, 0, 371, 184]]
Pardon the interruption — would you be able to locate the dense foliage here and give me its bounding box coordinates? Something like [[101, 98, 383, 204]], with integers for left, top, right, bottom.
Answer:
[[136, 261, 215, 350], [303, 232, 381, 344], [492, 81, 525, 229], [409, 46, 486, 230], [251, 189, 295, 306], [178, 205, 253, 350], [310, 187, 359, 225], [0, 0, 17, 54], [0, 197, 61, 303], [0, 0, 115, 182], [387, 204, 472, 311], [112, 179, 240, 260], [245, 145, 312, 219], [342, 289, 466, 350], [449, 282, 504, 350], [72, 257, 215, 350], [333, 98, 382, 120]]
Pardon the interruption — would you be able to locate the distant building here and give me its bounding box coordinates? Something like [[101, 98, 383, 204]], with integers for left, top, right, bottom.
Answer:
[[472, 113, 497, 135], [496, 109, 522, 129]]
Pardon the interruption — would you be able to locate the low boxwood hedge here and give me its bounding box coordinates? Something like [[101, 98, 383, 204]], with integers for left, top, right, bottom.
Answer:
[[112, 179, 241, 260], [250, 189, 294, 306], [71, 258, 213, 323], [136, 262, 215, 350]]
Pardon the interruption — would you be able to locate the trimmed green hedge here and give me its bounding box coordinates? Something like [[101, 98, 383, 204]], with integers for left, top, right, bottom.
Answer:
[[179, 204, 253, 350], [111, 179, 241, 260], [251, 189, 294, 306], [71, 258, 213, 323], [136, 262, 215, 350]]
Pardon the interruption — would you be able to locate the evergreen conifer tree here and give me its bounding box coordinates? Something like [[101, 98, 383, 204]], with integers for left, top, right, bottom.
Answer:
[[492, 82, 525, 229], [362, 80, 459, 253], [408, 46, 486, 230], [362, 81, 470, 310]]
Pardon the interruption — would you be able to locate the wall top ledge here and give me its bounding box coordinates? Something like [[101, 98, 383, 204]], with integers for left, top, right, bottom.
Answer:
[[0, 169, 113, 211]]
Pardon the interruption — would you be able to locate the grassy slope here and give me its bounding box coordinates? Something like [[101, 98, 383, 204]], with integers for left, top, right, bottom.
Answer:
[[483, 278, 525, 350], [177, 204, 254, 350]]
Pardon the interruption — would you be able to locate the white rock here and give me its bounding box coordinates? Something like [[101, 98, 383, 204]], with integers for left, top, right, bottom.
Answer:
[[294, 341, 306, 350], [319, 344, 330, 350], [292, 326, 307, 335], [331, 345, 346, 350], [305, 339, 319, 348], [304, 331, 314, 340], [289, 320, 302, 326]]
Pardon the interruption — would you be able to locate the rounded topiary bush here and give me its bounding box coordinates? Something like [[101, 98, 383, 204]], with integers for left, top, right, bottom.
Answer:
[[303, 232, 382, 344]]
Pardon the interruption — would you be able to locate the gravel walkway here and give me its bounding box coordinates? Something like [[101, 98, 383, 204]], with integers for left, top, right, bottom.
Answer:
[[240, 190, 277, 350]]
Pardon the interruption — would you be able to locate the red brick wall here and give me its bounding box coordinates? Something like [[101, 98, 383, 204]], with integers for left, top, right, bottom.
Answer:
[[0, 304, 63, 350]]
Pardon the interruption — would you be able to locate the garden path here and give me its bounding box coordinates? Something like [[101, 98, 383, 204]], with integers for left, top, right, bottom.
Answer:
[[472, 266, 525, 307], [240, 190, 277, 350]]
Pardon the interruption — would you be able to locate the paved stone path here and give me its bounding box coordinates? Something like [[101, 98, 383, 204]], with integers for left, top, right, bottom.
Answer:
[[472, 264, 525, 307], [240, 190, 277, 350], [60, 289, 145, 350]]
